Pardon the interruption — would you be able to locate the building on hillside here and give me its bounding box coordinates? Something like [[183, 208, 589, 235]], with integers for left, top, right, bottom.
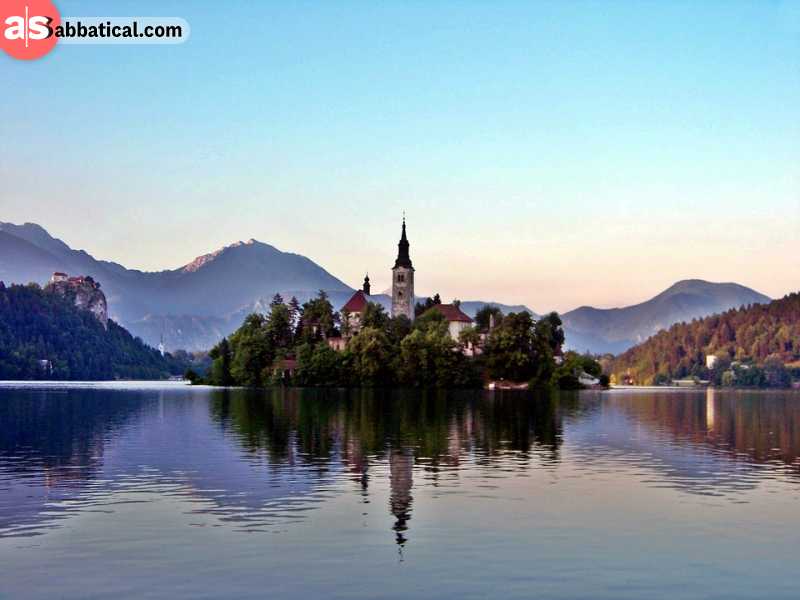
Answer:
[[391, 218, 414, 321], [423, 303, 474, 340], [46, 272, 108, 329]]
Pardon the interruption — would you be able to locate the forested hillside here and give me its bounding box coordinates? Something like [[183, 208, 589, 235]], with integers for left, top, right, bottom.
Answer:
[[0, 282, 184, 380], [611, 293, 800, 387]]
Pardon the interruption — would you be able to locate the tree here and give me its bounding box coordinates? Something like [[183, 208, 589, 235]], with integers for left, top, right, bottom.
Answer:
[[270, 293, 285, 308], [228, 315, 271, 386], [475, 305, 503, 332], [414, 293, 442, 317], [297, 290, 338, 343], [209, 337, 234, 386], [764, 355, 791, 388], [266, 302, 293, 350], [385, 315, 412, 346], [458, 326, 481, 353], [288, 296, 301, 336], [345, 326, 393, 386], [362, 302, 389, 330], [398, 320, 458, 387], [535, 312, 565, 356], [484, 312, 538, 382], [295, 342, 345, 386]]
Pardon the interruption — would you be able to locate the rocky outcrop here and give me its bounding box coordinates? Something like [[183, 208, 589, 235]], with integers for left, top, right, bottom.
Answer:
[[46, 273, 108, 329]]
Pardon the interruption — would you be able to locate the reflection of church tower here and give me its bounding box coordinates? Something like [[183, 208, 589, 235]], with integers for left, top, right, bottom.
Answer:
[[389, 446, 414, 547], [391, 218, 415, 321]]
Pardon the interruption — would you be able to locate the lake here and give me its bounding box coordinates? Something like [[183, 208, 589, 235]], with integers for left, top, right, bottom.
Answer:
[[0, 383, 798, 599]]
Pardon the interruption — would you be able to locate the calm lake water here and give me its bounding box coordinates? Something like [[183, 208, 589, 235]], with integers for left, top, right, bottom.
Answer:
[[0, 383, 798, 599]]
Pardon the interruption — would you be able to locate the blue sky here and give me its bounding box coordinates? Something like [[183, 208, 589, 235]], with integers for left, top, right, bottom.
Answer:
[[2, 0, 799, 312]]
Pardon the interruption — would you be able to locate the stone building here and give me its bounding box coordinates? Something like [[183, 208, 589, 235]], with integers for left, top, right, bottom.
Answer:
[[391, 218, 414, 321]]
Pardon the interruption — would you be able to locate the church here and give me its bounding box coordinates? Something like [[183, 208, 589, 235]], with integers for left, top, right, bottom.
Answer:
[[334, 218, 473, 346]]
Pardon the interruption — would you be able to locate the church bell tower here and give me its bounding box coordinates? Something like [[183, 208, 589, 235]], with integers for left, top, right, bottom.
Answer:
[[391, 217, 415, 321]]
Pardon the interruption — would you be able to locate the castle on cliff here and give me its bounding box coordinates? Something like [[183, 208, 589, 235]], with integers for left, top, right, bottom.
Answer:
[[47, 272, 109, 329]]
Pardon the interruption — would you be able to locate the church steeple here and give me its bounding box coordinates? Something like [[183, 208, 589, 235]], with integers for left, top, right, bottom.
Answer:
[[391, 216, 415, 321], [393, 217, 413, 269], [363, 273, 371, 295]]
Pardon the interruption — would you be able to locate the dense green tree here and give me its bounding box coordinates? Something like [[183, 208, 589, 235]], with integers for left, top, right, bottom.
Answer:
[[297, 290, 338, 343], [385, 315, 412, 346], [266, 302, 294, 350], [475, 305, 503, 332], [398, 322, 453, 386], [483, 312, 539, 382], [536, 312, 566, 355], [414, 293, 442, 317], [295, 342, 346, 386], [209, 337, 234, 386], [0, 283, 180, 380], [228, 314, 271, 386], [362, 302, 390, 330], [344, 327, 393, 386]]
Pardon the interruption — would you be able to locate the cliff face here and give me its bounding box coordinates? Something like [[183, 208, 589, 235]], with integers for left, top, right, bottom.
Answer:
[[46, 274, 108, 329]]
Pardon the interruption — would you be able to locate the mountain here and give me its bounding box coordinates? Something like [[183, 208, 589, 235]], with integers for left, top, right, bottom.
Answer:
[[562, 279, 771, 354], [0, 231, 68, 285], [0, 223, 352, 350], [0, 282, 183, 380], [0, 222, 529, 352], [610, 292, 800, 386]]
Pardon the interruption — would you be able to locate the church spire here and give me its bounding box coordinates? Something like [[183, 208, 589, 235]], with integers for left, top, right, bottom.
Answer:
[[363, 273, 371, 295], [393, 216, 413, 269]]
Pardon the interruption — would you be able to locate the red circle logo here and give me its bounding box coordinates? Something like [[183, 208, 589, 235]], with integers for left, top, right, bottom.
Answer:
[[0, 0, 60, 60]]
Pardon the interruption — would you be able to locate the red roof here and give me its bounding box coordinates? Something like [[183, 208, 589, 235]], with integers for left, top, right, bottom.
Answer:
[[342, 290, 369, 313], [426, 304, 473, 323]]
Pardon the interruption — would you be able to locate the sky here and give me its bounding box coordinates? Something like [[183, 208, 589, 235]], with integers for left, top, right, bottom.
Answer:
[[2, 0, 799, 313]]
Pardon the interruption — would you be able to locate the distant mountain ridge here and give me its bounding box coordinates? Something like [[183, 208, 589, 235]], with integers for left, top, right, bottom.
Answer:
[[0, 223, 352, 350], [0, 222, 532, 351], [562, 279, 771, 354], [1, 223, 770, 355], [610, 291, 800, 385]]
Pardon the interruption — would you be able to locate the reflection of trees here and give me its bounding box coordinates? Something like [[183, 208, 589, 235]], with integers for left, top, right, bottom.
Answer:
[[0, 389, 148, 538], [210, 389, 571, 467], [0, 389, 146, 484], [209, 388, 571, 546], [606, 390, 800, 474]]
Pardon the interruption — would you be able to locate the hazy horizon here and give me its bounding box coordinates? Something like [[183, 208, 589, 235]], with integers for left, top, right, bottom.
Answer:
[[3, 0, 799, 313]]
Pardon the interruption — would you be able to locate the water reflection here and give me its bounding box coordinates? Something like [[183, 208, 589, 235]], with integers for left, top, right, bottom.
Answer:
[[0, 386, 798, 545], [207, 388, 576, 546]]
